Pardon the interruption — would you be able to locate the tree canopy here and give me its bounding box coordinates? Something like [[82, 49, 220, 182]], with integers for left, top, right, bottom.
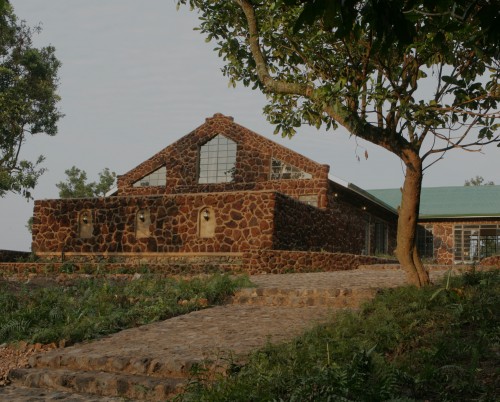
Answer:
[[179, 0, 500, 285], [56, 166, 116, 198], [464, 175, 495, 186], [0, 0, 62, 199]]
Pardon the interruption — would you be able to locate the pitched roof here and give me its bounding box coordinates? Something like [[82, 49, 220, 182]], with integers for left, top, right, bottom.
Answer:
[[368, 185, 500, 219], [328, 174, 398, 214]]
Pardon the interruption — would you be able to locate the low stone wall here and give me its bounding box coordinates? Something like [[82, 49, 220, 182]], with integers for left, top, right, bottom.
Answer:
[[0, 251, 397, 276], [0, 250, 31, 263], [480, 256, 500, 267], [0, 262, 238, 276], [242, 250, 397, 275]]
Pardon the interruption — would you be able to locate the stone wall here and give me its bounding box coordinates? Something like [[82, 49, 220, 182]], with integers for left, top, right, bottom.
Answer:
[[0, 251, 397, 276], [273, 193, 366, 254], [479, 255, 500, 267], [33, 188, 398, 258], [32, 191, 277, 254], [242, 250, 397, 275]]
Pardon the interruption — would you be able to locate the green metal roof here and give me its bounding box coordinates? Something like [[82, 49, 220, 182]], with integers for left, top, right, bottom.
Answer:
[[367, 185, 500, 219]]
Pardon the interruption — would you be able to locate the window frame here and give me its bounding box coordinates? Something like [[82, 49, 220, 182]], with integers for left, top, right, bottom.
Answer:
[[198, 134, 237, 184], [270, 158, 312, 180], [454, 224, 500, 263], [132, 165, 167, 188]]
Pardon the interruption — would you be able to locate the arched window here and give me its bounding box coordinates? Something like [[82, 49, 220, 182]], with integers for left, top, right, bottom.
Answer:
[[78, 210, 93, 238], [198, 135, 237, 183], [198, 207, 215, 238], [135, 209, 151, 238], [133, 166, 166, 187]]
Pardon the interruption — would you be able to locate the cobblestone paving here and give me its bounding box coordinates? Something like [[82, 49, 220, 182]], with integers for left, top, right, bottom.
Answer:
[[0, 269, 452, 401]]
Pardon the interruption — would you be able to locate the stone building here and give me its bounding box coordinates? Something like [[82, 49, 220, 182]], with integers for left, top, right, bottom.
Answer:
[[369, 186, 500, 265], [31, 113, 499, 270], [31, 114, 398, 272]]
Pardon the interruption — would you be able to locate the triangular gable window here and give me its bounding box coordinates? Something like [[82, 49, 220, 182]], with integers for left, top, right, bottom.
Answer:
[[199, 134, 237, 183], [133, 166, 166, 187], [270, 158, 312, 180]]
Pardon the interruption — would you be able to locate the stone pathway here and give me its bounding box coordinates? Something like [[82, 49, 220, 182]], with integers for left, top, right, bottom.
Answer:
[[1, 268, 449, 401]]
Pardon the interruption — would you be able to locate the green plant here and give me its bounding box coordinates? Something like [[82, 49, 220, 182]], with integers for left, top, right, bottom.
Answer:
[[0, 273, 249, 346], [59, 261, 75, 274]]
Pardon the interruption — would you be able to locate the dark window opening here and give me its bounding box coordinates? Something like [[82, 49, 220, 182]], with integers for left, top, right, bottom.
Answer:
[[417, 225, 434, 259]]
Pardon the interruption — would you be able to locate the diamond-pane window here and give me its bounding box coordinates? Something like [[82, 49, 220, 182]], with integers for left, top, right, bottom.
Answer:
[[133, 166, 166, 187], [199, 135, 237, 184], [270, 158, 312, 180]]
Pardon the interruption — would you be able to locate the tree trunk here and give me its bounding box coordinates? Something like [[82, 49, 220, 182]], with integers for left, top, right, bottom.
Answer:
[[395, 150, 431, 287]]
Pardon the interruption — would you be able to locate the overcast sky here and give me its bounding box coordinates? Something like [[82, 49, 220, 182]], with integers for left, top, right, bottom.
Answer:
[[3, 0, 499, 251]]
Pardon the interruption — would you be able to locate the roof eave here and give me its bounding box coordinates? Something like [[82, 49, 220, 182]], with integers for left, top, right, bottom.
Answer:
[[328, 174, 398, 215], [419, 214, 500, 220]]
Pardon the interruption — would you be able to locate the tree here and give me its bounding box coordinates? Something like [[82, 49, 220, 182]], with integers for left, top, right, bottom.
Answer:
[[464, 176, 495, 186], [56, 166, 116, 198], [178, 0, 500, 286], [0, 0, 62, 199]]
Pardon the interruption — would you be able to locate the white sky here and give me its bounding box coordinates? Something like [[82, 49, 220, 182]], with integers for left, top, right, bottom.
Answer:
[[2, 0, 499, 251]]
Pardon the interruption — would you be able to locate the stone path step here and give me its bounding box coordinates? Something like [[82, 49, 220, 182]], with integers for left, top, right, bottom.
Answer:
[[4, 305, 334, 401], [230, 286, 378, 308], [0, 385, 125, 401], [1, 269, 449, 401], [9, 367, 183, 401]]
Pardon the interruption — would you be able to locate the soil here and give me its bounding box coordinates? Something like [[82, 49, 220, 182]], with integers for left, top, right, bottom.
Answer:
[[0, 342, 58, 387]]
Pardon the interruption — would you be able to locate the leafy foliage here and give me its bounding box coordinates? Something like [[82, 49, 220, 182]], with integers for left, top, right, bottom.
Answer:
[[56, 166, 116, 198], [0, 1, 62, 199], [287, 0, 500, 57], [464, 175, 495, 186], [179, 270, 500, 401], [0, 273, 249, 345]]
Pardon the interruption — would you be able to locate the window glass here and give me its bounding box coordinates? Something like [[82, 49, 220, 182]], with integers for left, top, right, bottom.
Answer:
[[199, 135, 237, 183], [270, 158, 312, 180], [417, 225, 434, 259], [374, 222, 388, 255], [298, 194, 318, 207], [133, 166, 166, 187], [454, 224, 500, 263]]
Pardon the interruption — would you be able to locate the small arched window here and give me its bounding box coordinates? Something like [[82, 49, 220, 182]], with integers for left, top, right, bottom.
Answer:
[[78, 210, 93, 238], [136, 209, 151, 238], [198, 207, 215, 238]]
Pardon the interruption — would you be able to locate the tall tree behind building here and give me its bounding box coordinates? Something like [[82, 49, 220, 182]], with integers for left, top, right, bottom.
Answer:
[[0, 0, 62, 199]]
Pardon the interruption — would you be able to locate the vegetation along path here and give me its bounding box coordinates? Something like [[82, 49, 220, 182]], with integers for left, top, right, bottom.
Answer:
[[1, 268, 453, 401]]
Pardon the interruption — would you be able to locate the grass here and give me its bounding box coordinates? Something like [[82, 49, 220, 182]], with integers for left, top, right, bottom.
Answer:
[[0, 273, 250, 346], [178, 270, 499, 402]]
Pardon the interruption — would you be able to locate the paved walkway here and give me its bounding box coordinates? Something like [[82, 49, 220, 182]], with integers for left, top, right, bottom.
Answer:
[[1, 268, 449, 401]]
